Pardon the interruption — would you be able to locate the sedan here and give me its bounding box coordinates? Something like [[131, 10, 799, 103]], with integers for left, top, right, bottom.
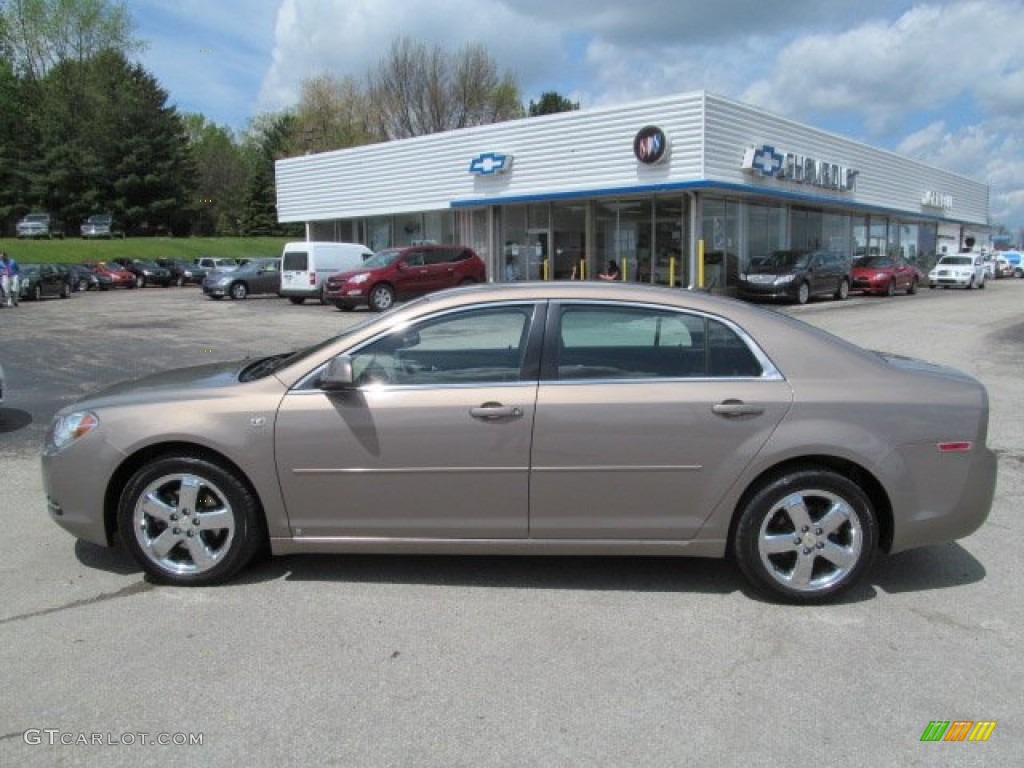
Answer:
[[87, 262, 136, 290], [156, 258, 207, 286], [117, 259, 174, 288], [19, 263, 72, 301], [202, 257, 281, 300], [850, 256, 919, 296], [42, 283, 996, 603]]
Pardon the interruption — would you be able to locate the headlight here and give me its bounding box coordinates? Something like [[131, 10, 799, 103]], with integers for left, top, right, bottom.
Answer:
[[46, 411, 99, 453], [774, 274, 795, 284], [349, 273, 370, 285], [739, 273, 748, 281]]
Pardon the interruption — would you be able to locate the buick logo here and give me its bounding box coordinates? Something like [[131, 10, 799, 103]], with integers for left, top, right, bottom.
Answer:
[[633, 126, 670, 165]]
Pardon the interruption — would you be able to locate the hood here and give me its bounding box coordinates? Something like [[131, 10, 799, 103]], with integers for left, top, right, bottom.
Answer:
[[67, 359, 259, 411]]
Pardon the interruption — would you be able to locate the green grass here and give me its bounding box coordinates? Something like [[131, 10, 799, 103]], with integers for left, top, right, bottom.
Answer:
[[0, 236, 292, 265]]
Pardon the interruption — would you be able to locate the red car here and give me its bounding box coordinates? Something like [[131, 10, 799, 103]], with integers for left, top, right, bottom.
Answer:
[[325, 244, 486, 311], [850, 255, 919, 296], [87, 261, 137, 290]]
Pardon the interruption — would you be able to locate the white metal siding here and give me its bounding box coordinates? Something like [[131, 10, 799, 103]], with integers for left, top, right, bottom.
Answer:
[[276, 90, 988, 226], [703, 94, 988, 224]]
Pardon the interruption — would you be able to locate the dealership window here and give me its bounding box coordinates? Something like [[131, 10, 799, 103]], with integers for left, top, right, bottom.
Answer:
[[597, 200, 649, 282], [367, 217, 392, 251], [653, 198, 686, 286], [745, 202, 786, 270], [394, 213, 424, 246], [822, 213, 852, 259], [553, 203, 587, 279], [701, 198, 738, 289]]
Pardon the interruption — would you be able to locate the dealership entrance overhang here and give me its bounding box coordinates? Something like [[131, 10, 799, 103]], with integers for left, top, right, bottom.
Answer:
[[275, 90, 990, 290]]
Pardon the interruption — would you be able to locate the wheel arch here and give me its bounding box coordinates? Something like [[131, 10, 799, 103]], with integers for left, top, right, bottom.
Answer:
[[726, 454, 894, 555], [103, 441, 268, 546]]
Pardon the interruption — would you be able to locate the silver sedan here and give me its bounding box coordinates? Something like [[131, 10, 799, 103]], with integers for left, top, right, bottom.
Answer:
[[42, 283, 996, 603]]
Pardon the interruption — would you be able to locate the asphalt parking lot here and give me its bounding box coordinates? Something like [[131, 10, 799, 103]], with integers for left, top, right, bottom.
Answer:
[[1, 281, 1022, 766]]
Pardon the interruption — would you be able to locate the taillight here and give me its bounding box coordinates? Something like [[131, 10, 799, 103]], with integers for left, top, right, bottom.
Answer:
[[309, 273, 316, 286], [938, 442, 972, 452]]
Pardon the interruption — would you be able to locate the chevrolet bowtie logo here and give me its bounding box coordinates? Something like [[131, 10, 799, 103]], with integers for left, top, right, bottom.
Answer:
[[468, 152, 513, 175]]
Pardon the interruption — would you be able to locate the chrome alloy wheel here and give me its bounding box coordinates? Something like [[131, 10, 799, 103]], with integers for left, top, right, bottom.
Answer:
[[132, 473, 237, 576], [756, 489, 864, 593]]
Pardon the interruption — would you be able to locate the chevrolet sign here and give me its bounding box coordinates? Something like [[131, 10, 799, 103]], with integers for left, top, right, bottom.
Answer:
[[469, 152, 514, 175]]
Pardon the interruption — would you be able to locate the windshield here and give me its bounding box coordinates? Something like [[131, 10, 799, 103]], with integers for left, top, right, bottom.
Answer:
[[239, 315, 383, 382], [87, 215, 111, 224], [940, 256, 972, 266], [361, 249, 403, 269], [854, 256, 893, 268], [24, 214, 47, 222], [769, 251, 810, 269]]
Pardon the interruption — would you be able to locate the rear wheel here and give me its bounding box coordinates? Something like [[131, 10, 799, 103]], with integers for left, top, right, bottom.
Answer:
[[834, 278, 850, 300], [118, 455, 265, 586], [368, 283, 395, 312], [733, 468, 877, 603]]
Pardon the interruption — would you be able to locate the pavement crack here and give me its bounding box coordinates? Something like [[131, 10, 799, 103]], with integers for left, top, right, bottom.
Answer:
[[0, 581, 154, 626]]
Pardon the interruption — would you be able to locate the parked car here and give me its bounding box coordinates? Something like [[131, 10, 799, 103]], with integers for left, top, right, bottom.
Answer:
[[993, 256, 1013, 279], [156, 258, 207, 286], [325, 244, 486, 311], [194, 257, 238, 272], [1002, 251, 1022, 278], [18, 263, 72, 300], [42, 283, 996, 603], [115, 259, 174, 288], [16, 212, 65, 239], [80, 213, 123, 239], [279, 241, 374, 305], [202, 257, 281, 300], [65, 264, 100, 292], [87, 262, 136, 290], [738, 250, 851, 305], [850, 255, 919, 296], [928, 253, 987, 290]]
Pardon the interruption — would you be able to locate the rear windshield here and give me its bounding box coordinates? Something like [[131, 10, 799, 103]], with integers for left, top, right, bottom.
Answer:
[[283, 252, 308, 271]]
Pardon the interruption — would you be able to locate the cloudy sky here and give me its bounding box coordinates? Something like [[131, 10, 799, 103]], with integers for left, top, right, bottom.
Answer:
[[132, 0, 1024, 234]]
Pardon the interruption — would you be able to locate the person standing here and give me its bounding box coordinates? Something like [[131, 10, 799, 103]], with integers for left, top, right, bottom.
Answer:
[[0, 251, 20, 307]]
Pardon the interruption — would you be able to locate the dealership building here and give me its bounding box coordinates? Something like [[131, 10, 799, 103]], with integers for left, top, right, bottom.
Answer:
[[275, 90, 990, 290]]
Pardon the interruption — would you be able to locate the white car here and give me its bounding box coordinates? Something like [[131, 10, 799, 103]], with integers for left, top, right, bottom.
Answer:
[[928, 253, 987, 290]]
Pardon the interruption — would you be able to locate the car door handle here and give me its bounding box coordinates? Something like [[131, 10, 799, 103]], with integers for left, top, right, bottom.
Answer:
[[470, 402, 523, 421], [712, 399, 765, 418]]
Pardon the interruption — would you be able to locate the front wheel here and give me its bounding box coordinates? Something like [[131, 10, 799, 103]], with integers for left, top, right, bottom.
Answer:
[[795, 281, 810, 305], [229, 282, 248, 300], [368, 283, 395, 312], [732, 468, 877, 603], [117, 455, 265, 586]]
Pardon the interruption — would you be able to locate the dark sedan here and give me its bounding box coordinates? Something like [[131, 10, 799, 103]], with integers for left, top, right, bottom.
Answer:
[[19, 263, 73, 301], [116, 259, 174, 288], [156, 258, 208, 286], [738, 250, 851, 305]]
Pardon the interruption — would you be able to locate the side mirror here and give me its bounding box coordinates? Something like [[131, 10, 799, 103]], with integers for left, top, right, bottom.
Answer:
[[318, 355, 356, 391]]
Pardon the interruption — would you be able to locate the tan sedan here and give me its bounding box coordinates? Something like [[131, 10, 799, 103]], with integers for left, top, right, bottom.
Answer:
[[42, 283, 996, 603]]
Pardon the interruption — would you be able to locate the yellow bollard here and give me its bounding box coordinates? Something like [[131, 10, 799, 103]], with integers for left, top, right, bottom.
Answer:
[[669, 257, 676, 287], [698, 240, 705, 288], [543, 258, 549, 281]]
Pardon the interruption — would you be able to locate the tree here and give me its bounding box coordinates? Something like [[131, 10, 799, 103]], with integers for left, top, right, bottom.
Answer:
[[0, 0, 141, 80], [184, 114, 248, 235], [368, 37, 523, 140], [528, 91, 579, 117], [293, 73, 375, 153]]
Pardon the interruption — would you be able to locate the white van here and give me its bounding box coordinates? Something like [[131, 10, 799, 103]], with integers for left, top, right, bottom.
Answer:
[[279, 241, 374, 304]]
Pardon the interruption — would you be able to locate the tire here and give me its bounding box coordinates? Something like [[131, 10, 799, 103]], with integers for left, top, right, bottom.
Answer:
[[135, 275, 146, 288], [795, 281, 810, 305], [834, 278, 849, 300], [60, 282, 71, 299], [33, 283, 42, 301], [885, 279, 895, 297], [978, 277, 986, 290], [117, 455, 265, 586], [368, 283, 395, 312], [732, 468, 878, 603], [907, 278, 917, 295], [229, 282, 248, 300], [288, 297, 305, 305]]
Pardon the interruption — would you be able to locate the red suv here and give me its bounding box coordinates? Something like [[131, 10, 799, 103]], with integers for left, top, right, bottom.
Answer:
[[325, 244, 486, 311]]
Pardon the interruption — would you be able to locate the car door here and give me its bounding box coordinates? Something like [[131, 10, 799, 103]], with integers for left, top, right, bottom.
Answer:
[[274, 303, 543, 539], [254, 260, 279, 294], [393, 250, 430, 299], [529, 302, 793, 540]]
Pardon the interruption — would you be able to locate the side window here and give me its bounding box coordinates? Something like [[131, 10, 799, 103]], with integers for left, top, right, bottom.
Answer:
[[706, 319, 763, 377], [350, 306, 535, 386], [404, 251, 425, 267], [424, 248, 455, 266], [557, 306, 705, 379]]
